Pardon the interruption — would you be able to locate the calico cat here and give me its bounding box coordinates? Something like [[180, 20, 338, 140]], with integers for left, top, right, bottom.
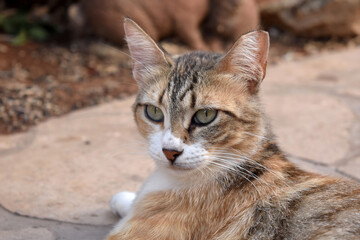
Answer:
[[106, 18, 360, 240]]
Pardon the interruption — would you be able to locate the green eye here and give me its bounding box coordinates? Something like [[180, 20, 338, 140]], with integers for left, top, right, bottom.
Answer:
[[145, 105, 164, 122], [194, 109, 217, 126]]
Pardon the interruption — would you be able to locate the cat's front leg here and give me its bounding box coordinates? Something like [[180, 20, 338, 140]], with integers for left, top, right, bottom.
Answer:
[[110, 191, 136, 217]]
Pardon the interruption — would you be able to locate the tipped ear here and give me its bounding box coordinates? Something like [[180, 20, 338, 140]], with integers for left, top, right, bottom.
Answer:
[[215, 31, 269, 94], [124, 18, 172, 87]]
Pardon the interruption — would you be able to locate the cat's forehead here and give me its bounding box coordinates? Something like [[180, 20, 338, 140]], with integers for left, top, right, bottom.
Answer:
[[172, 52, 222, 77], [175, 52, 221, 69], [167, 52, 222, 102]]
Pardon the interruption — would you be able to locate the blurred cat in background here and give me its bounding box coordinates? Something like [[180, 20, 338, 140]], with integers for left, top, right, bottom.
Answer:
[[81, 0, 259, 51]]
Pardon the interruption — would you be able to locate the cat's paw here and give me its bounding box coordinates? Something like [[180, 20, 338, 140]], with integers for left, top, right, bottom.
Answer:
[[110, 191, 136, 217]]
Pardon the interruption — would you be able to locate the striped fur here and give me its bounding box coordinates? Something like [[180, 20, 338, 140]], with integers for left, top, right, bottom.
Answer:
[[107, 19, 360, 240]]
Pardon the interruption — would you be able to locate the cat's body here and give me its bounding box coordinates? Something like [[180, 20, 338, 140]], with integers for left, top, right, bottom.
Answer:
[[107, 19, 360, 240]]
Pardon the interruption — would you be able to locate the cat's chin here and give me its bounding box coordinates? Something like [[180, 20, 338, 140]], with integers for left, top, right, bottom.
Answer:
[[154, 159, 204, 173], [162, 164, 199, 175], [168, 164, 195, 172], [165, 167, 204, 184]]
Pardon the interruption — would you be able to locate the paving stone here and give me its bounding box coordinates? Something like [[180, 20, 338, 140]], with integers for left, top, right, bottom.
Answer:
[[288, 156, 344, 179], [0, 227, 55, 240], [265, 47, 360, 87], [263, 90, 353, 165], [0, 97, 154, 225], [261, 47, 360, 166], [0, 206, 111, 240]]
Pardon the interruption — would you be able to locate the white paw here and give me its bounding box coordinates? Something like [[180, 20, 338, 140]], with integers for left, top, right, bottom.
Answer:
[[110, 191, 136, 217]]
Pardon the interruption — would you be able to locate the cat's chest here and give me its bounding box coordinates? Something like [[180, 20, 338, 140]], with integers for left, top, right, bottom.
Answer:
[[134, 168, 185, 204], [129, 173, 255, 239], [129, 196, 253, 240]]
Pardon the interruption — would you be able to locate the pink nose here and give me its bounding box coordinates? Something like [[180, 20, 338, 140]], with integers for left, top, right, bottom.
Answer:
[[162, 149, 183, 163]]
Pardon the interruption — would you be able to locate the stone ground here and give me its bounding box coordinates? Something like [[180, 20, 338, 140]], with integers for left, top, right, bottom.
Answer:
[[0, 47, 359, 240]]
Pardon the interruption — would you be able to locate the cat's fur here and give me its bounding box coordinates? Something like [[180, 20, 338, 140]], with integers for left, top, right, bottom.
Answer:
[[106, 18, 360, 240]]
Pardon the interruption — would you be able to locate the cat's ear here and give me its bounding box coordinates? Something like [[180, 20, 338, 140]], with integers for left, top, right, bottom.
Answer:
[[215, 31, 269, 94], [124, 18, 172, 87]]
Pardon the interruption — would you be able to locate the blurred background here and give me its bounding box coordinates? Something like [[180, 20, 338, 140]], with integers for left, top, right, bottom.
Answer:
[[1, 0, 360, 134]]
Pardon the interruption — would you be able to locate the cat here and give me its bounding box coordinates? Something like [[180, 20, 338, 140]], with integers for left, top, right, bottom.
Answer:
[[106, 18, 360, 240], [81, 0, 258, 51]]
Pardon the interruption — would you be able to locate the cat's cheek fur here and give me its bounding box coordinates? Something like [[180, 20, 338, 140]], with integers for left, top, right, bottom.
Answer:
[[161, 129, 208, 170], [148, 131, 165, 166], [174, 143, 208, 169]]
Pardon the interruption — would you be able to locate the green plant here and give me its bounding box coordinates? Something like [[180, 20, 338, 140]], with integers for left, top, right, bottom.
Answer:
[[0, 11, 58, 45]]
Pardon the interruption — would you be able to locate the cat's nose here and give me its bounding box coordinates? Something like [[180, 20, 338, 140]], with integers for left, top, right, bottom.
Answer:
[[162, 148, 183, 163]]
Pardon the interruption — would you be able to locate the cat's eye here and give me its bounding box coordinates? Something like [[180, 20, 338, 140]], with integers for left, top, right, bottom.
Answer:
[[193, 109, 217, 126], [145, 105, 164, 122]]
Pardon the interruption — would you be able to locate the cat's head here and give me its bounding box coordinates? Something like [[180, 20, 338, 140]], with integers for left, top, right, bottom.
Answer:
[[124, 18, 269, 178]]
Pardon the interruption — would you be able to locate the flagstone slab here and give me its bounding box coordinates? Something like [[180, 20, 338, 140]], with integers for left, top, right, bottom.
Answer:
[[0, 227, 55, 240], [338, 157, 360, 179], [263, 90, 353, 165], [262, 47, 360, 167]]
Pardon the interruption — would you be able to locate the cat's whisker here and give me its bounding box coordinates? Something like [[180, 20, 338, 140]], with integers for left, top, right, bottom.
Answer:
[[209, 150, 291, 189], [243, 131, 272, 141], [210, 156, 280, 196], [195, 164, 206, 176], [205, 158, 240, 178], [205, 158, 255, 190], [208, 156, 272, 187], [207, 160, 262, 196], [197, 159, 219, 179], [210, 149, 286, 179], [207, 159, 238, 173], [231, 150, 292, 187], [213, 155, 288, 189]]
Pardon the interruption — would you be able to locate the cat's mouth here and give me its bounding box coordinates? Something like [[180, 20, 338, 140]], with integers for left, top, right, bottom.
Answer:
[[162, 154, 208, 172], [167, 161, 202, 172]]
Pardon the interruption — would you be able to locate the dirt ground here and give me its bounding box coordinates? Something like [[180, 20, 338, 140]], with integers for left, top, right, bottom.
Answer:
[[0, 38, 137, 134], [0, 34, 359, 134]]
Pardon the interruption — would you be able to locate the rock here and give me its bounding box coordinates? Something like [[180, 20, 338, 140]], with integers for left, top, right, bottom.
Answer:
[[260, 0, 360, 37]]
